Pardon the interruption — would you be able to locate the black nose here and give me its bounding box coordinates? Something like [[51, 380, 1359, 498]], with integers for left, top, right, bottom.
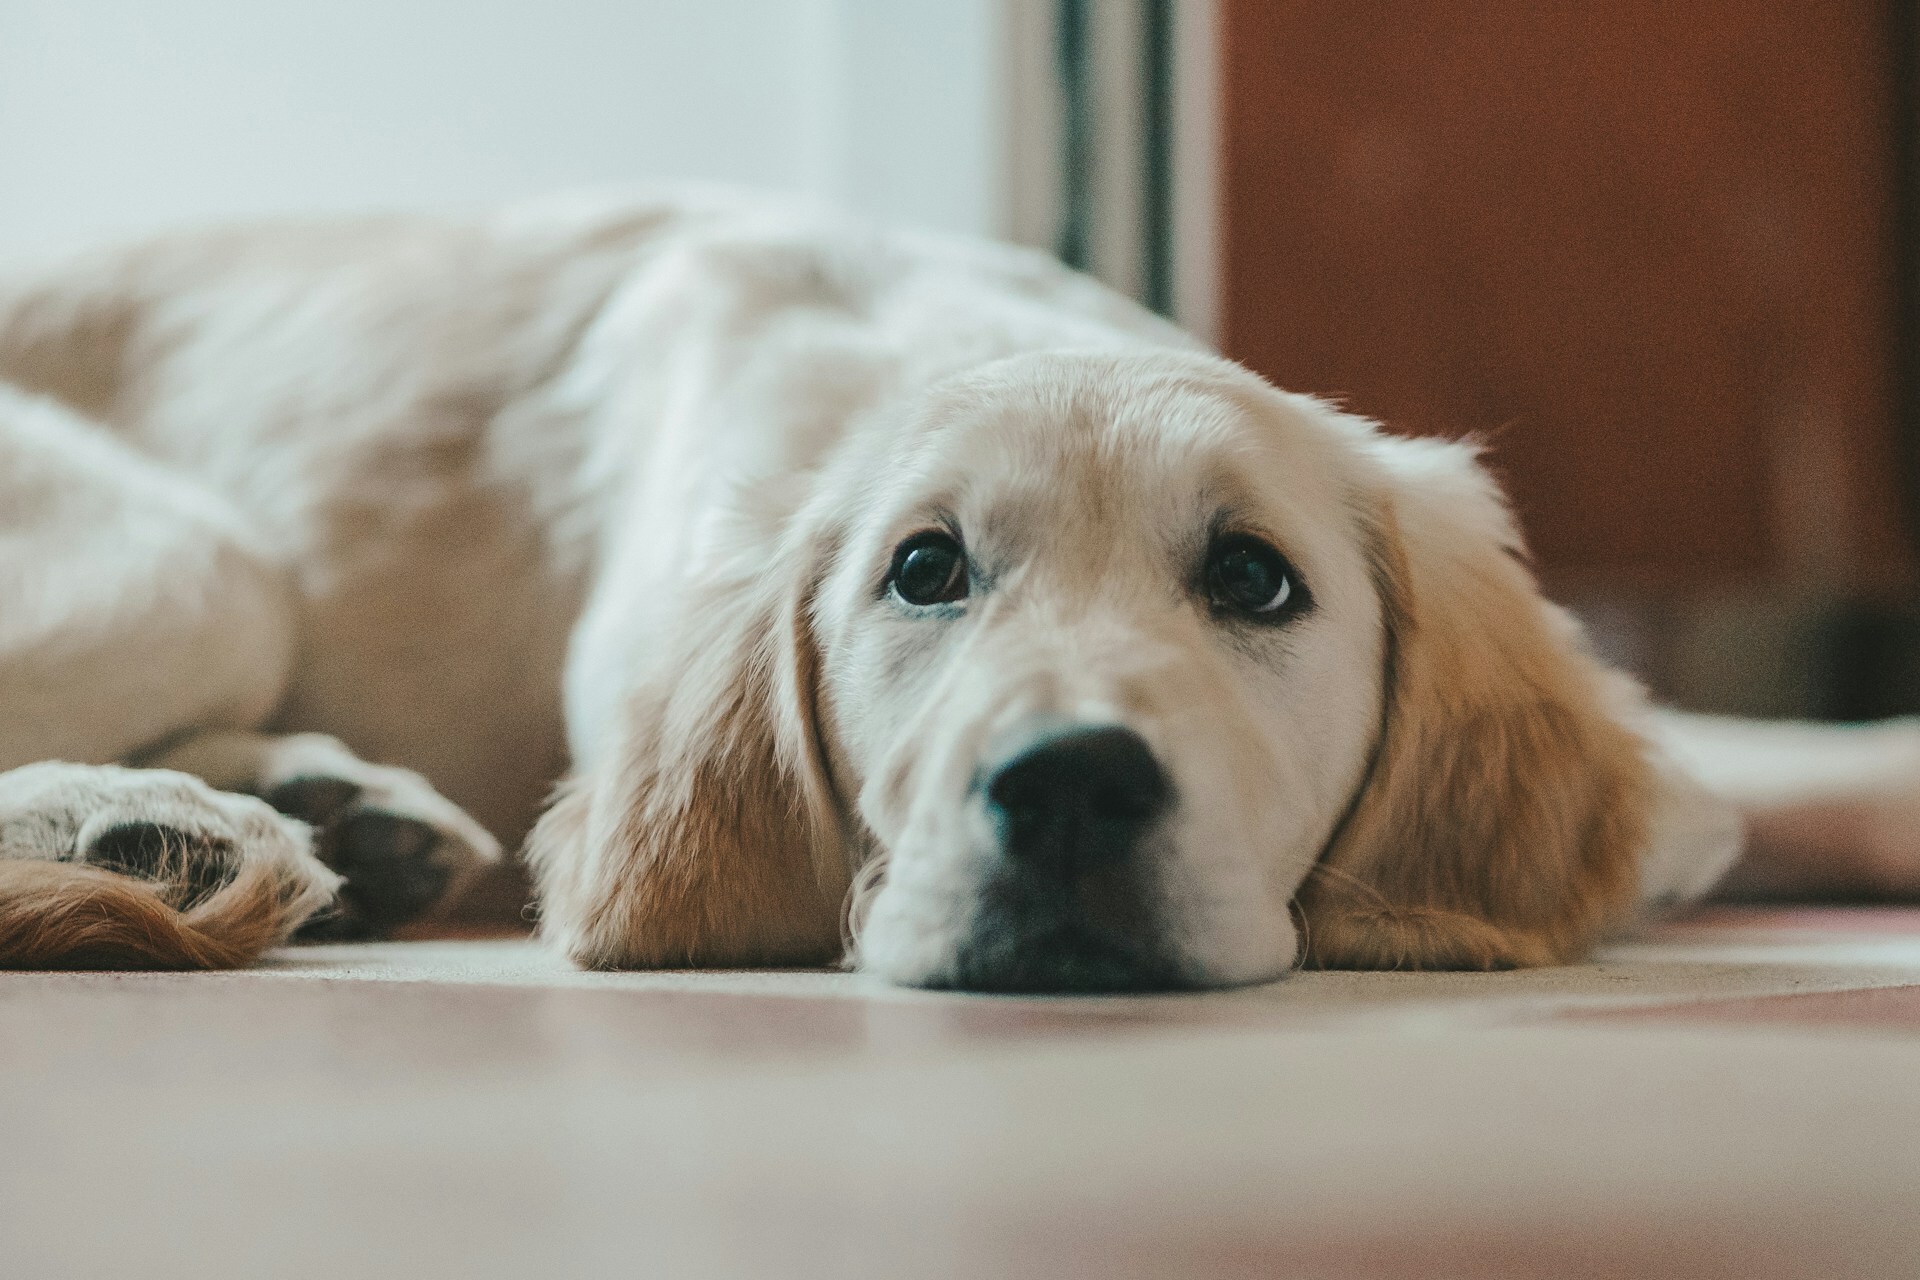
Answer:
[[983, 724, 1172, 872]]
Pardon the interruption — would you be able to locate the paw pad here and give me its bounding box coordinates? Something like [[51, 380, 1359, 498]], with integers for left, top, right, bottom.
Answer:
[[82, 820, 235, 907], [266, 775, 460, 938]]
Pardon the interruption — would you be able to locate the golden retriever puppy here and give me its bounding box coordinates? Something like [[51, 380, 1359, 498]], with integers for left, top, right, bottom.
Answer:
[[0, 189, 1900, 987]]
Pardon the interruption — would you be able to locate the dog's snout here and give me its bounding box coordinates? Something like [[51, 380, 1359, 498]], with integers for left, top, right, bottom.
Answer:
[[985, 725, 1171, 869]]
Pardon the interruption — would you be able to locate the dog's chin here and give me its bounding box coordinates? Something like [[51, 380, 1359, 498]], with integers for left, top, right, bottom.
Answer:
[[935, 920, 1193, 994], [856, 875, 1299, 995]]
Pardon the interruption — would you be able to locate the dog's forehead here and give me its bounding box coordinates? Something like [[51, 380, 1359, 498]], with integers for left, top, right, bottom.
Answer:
[[898, 354, 1360, 544]]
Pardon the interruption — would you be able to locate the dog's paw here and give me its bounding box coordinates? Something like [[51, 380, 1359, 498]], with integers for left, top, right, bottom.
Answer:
[[0, 761, 339, 922], [256, 737, 500, 939]]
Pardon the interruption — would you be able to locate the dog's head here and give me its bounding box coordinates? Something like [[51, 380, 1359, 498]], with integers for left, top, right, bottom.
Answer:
[[531, 351, 1651, 990]]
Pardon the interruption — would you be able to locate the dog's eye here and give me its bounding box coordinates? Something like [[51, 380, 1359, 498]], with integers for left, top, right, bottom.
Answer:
[[1206, 534, 1306, 619], [889, 531, 969, 606]]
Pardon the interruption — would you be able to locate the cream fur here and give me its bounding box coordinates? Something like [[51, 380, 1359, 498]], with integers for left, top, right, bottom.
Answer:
[[0, 185, 1881, 984]]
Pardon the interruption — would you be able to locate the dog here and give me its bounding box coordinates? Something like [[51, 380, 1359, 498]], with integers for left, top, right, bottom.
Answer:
[[0, 188, 1913, 990]]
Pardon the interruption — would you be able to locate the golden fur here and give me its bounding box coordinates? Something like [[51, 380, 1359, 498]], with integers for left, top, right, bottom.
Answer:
[[527, 530, 846, 968], [1298, 438, 1649, 969], [0, 192, 1766, 985], [0, 855, 315, 970]]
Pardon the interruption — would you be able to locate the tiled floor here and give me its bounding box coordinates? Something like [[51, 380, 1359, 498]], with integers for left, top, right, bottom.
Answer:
[[5, 908, 1919, 1279]]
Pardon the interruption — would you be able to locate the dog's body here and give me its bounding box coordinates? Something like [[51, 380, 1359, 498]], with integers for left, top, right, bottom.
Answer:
[[0, 189, 1912, 986]]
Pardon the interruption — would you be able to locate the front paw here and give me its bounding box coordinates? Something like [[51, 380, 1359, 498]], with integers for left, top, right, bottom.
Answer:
[[0, 761, 339, 929], [258, 743, 499, 939]]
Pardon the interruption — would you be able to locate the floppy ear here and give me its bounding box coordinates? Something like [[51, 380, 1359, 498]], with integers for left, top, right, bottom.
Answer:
[[527, 539, 848, 969], [1297, 433, 1653, 970]]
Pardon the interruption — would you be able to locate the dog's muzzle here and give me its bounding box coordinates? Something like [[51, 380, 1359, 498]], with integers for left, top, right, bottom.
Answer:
[[939, 723, 1188, 993]]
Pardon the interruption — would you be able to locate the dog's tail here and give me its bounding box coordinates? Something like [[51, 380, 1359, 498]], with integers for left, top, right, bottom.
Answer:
[[0, 855, 317, 970]]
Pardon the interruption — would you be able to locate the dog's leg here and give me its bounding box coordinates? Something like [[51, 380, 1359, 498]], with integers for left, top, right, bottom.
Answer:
[[0, 761, 339, 966], [143, 730, 500, 938], [0, 382, 294, 771], [1656, 710, 1920, 899], [0, 384, 498, 948], [0, 383, 344, 964]]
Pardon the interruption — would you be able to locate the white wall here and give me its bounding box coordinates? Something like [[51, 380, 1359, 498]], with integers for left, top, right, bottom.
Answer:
[[0, 0, 1039, 266]]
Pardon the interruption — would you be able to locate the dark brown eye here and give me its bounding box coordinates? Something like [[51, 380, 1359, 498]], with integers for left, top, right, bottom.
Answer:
[[1206, 534, 1306, 619], [889, 531, 969, 606]]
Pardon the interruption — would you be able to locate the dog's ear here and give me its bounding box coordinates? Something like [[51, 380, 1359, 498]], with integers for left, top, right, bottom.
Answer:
[[527, 532, 847, 969], [1297, 432, 1652, 970]]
